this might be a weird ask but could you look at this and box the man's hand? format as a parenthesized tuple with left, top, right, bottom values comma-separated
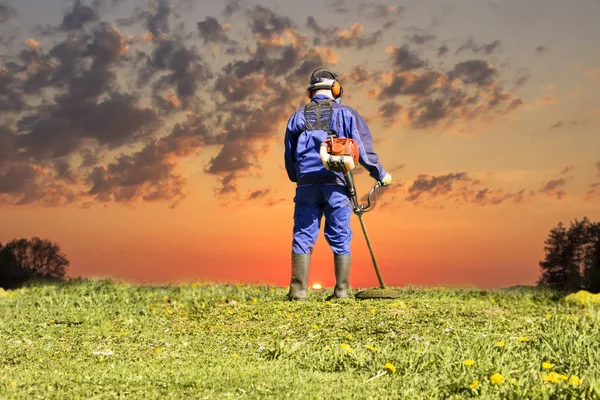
(381, 173, 392, 186)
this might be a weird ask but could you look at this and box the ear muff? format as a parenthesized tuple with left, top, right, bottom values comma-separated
(307, 68, 343, 99)
(331, 80, 342, 99)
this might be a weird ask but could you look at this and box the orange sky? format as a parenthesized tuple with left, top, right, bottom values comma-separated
(1, 0, 600, 289)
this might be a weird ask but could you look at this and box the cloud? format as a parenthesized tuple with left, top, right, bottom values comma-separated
(0, 1, 533, 208)
(386, 45, 427, 71)
(550, 120, 585, 130)
(437, 45, 449, 56)
(535, 45, 550, 56)
(456, 39, 501, 55)
(407, 33, 436, 45)
(137, 38, 212, 108)
(539, 178, 567, 199)
(246, 187, 271, 200)
(197, 17, 236, 45)
(586, 161, 600, 200)
(306, 18, 383, 49)
(406, 172, 471, 201)
(448, 60, 497, 87)
(0, 1, 16, 23)
(61, 0, 99, 31)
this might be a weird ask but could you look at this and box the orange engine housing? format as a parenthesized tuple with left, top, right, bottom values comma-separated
(324, 138, 359, 164)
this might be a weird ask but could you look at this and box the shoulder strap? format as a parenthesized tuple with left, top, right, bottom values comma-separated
(303, 99, 335, 138)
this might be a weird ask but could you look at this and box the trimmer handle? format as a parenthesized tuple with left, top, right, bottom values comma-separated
(344, 172, 381, 215)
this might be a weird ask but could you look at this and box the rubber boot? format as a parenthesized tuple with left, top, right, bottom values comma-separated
(328, 254, 351, 300)
(287, 253, 311, 300)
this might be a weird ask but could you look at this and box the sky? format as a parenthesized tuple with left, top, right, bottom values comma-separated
(0, 0, 599, 289)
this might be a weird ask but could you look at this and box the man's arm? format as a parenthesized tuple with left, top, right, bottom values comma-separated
(347, 109, 387, 181)
(284, 113, 299, 182)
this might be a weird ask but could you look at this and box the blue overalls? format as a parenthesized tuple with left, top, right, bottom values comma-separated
(284, 94, 387, 256)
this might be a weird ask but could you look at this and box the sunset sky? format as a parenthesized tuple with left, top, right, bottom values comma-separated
(1, 0, 599, 289)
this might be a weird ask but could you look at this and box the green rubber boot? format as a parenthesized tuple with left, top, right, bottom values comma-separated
(287, 253, 311, 300)
(328, 254, 351, 300)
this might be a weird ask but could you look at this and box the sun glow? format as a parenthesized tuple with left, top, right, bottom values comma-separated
(312, 283, 322, 290)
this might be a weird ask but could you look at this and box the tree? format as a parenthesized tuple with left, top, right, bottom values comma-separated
(0, 237, 69, 289)
(538, 218, 600, 293)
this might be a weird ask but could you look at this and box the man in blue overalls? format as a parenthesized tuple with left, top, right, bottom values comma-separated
(284, 67, 392, 300)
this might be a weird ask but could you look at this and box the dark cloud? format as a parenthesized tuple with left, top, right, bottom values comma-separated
(138, 39, 212, 107)
(197, 17, 233, 45)
(535, 45, 550, 56)
(539, 178, 567, 199)
(379, 71, 442, 99)
(247, 187, 271, 200)
(147, 0, 170, 37)
(0, 66, 27, 113)
(406, 172, 471, 201)
(437, 44, 449, 56)
(341, 65, 373, 86)
(16, 92, 159, 160)
(408, 33, 436, 45)
(378, 101, 402, 126)
(550, 120, 586, 130)
(456, 39, 501, 55)
(223, 0, 242, 17)
(448, 59, 497, 87)
(61, 0, 99, 31)
(389, 45, 426, 71)
(0, 0, 16, 23)
(247, 5, 294, 41)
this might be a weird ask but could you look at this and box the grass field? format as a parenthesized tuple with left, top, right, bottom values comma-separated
(1, 280, 599, 399)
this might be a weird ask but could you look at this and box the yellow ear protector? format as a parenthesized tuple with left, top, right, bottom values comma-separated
(307, 68, 343, 100)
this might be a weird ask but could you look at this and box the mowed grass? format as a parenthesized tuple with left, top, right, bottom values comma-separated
(1, 280, 599, 399)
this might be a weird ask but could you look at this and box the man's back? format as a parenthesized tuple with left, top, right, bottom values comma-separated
(284, 94, 386, 187)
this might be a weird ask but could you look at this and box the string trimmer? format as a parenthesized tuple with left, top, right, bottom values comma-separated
(344, 171, 401, 299)
(320, 136, 401, 300)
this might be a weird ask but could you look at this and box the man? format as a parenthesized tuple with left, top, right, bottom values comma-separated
(284, 67, 392, 300)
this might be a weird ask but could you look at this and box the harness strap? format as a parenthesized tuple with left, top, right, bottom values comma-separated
(303, 99, 335, 138)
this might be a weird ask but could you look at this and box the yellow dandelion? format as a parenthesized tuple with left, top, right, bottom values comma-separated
(469, 379, 479, 390)
(495, 341, 505, 347)
(366, 345, 380, 352)
(545, 313, 552, 318)
(463, 359, 474, 366)
(518, 337, 528, 342)
(340, 343, 353, 353)
(155, 347, 161, 354)
(121, 331, 127, 336)
(490, 373, 505, 385)
(569, 375, 582, 386)
(542, 362, 553, 370)
(384, 362, 396, 374)
(98, 357, 104, 363)
(50, 319, 55, 324)
(10, 381, 16, 387)
(311, 324, 319, 330)
(252, 298, 258, 303)
(163, 296, 168, 301)
(233, 353, 239, 359)
(542, 371, 568, 384)
(370, 309, 376, 314)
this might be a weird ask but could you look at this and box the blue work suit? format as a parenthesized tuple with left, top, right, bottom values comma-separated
(284, 94, 387, 255)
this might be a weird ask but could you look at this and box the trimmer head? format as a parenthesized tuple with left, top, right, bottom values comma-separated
(354, 288, 402, 299)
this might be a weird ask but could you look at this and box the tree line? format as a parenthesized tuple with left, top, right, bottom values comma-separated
(1, 218, 599, 292)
